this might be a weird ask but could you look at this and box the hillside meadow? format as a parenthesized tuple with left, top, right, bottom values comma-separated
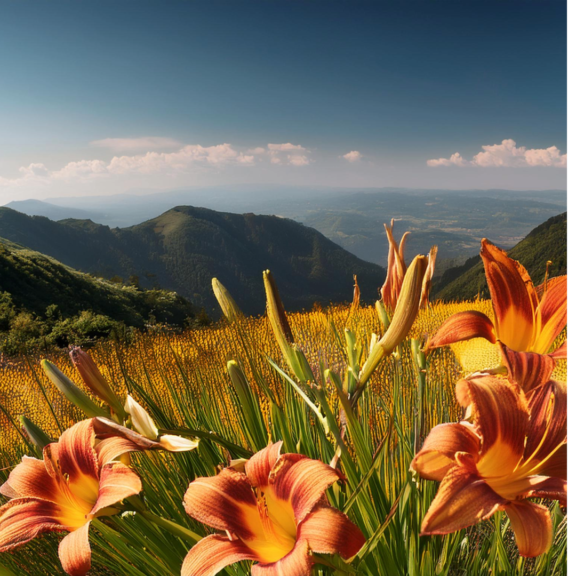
(0, 296, 567, 576)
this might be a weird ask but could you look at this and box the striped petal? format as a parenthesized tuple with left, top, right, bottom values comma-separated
(58, 521, 92, 576)
(252, 538, 312, 576)
(520, 476, 567, 505)
(95, 436, 143, 467)
(183, 469, 258, 540)
(299, 505, 365, 559)
(419, 245, 438, 309)
(505, 500, 552, 557)
(269, 454, 342, 523)
(181, 534, 258, 576)
(91, 462, 142, 516)
(51, 420, 99, 486)
(425, 311, 496, 352)
(550, 340, 567, 359)
(456, 376, 528, 476)
(0, 456, 59, 502)
(525, 380, 567, 472)
(411, 423, 480, 481)
(420, 467, 505, 535)
(245, 442, 283, 488)
(480, 239, 537, 351)
(532, 276, 567, 354)
(498, 343, 555, 393)
(0, 498, 66, 552)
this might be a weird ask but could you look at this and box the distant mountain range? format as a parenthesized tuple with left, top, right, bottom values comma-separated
(4, 187, 566, 272)
(0, 206, 385, 316)
(435, 212, 567, 301)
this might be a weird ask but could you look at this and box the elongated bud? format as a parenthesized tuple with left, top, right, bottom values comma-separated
(70, 347, 126, 417)
(20, 415, 52, 450)
(375, 300, 390, 330)
(358, 255, 428, 388)
(124, 395, 159, 440)
(159, 434, 199, 452)
(212, 278, 244, 322)
(42, 360, 109, 418)
(419, 245, 438, 309)
(263, 270, 306, 381)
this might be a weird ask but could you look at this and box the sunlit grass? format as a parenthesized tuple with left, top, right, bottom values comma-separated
(0, 299, 567, 575)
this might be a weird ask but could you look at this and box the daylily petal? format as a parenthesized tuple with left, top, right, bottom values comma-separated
(181, 534, 258, 576)
(498, 343, 555, 393)
(245, 442, 283, 488)
(92, 417, 165, 465)
(536, 444, 567, 481)
(252, 537, 311, 576)
(420, 467, 505, 535)
(51, 420, 99, 486)
(505, 500, 552, 558)
(0, 498, 66, 551)
(269, 454, 342, 523)
(299, 504, 365, 559)
(480, 239, 537, 351)
(58, 522, 92, 576)
(95, 436, 143, 467)
(455, 376, 528, 475)
(425, 311, 496, 352)
(419, 245, 438, 309)
(381, 220, 407, 310)
(532, 276, 567, 354)
(183, 469, 258, 540)
(91, 462, 142, 516)
(519, 476, 567, 505)
(411, 423, 480, 481)
(0, 456, 60, 502)
(525, 380, 567, 470)
(550, 340, 567, 359)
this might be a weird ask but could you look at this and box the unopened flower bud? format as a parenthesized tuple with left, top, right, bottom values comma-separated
(358, 255, 428, 387)
(42, 360, 109, 418)
(124, 395, 159, 440)
(159, 434, 199, 452)
(212, 278, 244, 323)
(70, 347, 126, 417)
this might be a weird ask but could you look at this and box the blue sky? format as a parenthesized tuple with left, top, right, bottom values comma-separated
(0, 0, 567, 201)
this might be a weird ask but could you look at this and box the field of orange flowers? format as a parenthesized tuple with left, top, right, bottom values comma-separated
(0, 234, 567, 576)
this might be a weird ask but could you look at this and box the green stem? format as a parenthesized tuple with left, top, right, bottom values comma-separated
(126, 496, 202, 544)
(311, 554, 358, 574)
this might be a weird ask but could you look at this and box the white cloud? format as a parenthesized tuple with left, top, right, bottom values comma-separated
(267, 143, 307, 152)
(287, 154, 309, 166)
(18, 163, 50, 178)
(266, 142, 310, 166)
(52, 159, 108, 180)
(0, 139, 312, 191)
(427, 139, 567, 168)
(342, 150, 362, 163)
(91, 137, 182, 151)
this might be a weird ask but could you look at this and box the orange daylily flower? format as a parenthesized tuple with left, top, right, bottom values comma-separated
(411, 375, 566, 557)
(181, 442, 365, 576)
(381, 219, 438, 310)
(0, 419, 142, 576)
(425, 239, 567, 384)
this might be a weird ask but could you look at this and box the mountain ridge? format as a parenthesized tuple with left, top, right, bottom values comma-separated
(435, 212, 567, 301)
(0, 205, 385, 316)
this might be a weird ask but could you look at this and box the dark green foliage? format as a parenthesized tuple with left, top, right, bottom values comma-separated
(436, 212, 567, 301)
(0, 206, 385, 316)
(0, 238, 200, 353)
